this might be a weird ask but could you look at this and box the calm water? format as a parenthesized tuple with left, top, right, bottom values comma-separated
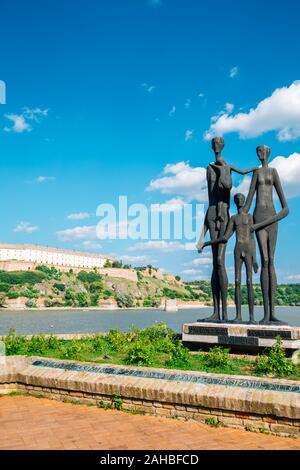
(0, 306, 299, 335)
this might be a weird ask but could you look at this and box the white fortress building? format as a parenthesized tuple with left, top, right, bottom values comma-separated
(0, 244, 113, 272)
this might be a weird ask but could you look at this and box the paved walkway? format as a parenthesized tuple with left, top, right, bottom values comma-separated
(0, 396, 299, 450)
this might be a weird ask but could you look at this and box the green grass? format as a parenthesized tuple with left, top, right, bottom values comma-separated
(2, 325, 300, 380)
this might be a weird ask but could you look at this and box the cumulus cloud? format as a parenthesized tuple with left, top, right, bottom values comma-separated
(4, 107, 49, 133)
(4, 114, 31, 133)
(67, 212, 91, 220)
(14, 221, 39, 234)
(205, 82, 300, 142)
(147, 161, 207, 202)
(148, 152, 300, 204)
(225, 102, 234, 114)
(56, 225, 97, 241)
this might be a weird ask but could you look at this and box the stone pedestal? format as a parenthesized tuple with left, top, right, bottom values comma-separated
(182, 322, 300, 355)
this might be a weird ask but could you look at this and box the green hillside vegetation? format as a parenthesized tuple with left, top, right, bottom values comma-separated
(0, 266, 299, 308)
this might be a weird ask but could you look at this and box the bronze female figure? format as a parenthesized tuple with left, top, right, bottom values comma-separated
(244, 145, 289, 324)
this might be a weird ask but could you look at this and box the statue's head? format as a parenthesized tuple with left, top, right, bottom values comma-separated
(256, 145, 271, 163)
(211, 136, 224, 158)
(234, 193, 245, 209)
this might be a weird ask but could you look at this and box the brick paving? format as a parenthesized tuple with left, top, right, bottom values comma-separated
(0, 396, 299, 450)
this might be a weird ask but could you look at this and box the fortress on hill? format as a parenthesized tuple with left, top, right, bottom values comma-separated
(0, 244, 113, 273)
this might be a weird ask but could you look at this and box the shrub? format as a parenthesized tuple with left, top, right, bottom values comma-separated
(27, 334, 50, 354)
(59, 340, 86, 360)
(53, 283, 65, 292)
(0, 270, 46, 285)
(25, 299, 37, 308)
(167, 341, 191, 367)
(143, 297, 161, 308)
(89, 281, 104, 294)
(115, 292, 134, 308)
(90, 334, 106, 353)
(90, 293, 100, 306)
(125, 340, 155, 366)
(0, 294, 6, 307)
(0, 282, 10, 292)
(106, 329, 129, 352)
(77, 271, 102, 284)
(255, 337, 295, 377)
(76, 292, 90, 307)
(4, 330, 27, 355)
(204, 347, 231, 369)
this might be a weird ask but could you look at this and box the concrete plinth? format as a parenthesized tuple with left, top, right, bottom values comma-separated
(182, 322, 300, 354)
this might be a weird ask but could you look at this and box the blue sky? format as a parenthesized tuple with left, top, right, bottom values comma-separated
(0, 0, 300, 283)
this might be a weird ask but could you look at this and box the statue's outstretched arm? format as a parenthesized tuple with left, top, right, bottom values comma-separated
(253, 169, 289, 231)
(201, 218, 234, 251)
(244, 170, 258, 213)
(230, 165, 258, 175)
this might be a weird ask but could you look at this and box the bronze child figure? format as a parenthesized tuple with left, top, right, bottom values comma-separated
(200, 193, 258, 324)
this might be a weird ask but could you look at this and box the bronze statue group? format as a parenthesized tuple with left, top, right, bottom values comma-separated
(197, 137, 289, 325)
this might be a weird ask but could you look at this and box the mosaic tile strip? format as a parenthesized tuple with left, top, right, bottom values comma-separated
(248, 330, 292, 339)
(188, 326, 229, 336)
(32, 360, 300, 394)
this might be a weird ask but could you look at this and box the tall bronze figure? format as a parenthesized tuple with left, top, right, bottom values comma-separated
(198, 137, 257, 322)
(244, 145, 289, 324)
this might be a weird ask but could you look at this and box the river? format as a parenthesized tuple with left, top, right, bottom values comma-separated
(0, 306, 299, 335)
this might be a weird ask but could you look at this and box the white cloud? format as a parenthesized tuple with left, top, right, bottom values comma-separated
(205, 82, 300, 142)
(151, 198, 186, 213)
(4, 107, 49, 133)
(141, 83, 156, 93)
(14, 221, 39, 234)
(128, 241, 186, 253)
(4, 114, 31, 133)
(36, 176, 56, 184)
(229, 66, 239, 78)
(23, 107, 49, 121)
(286, 274, 300, 281)
(181, 269, 202, 276)
(225, 102, 234, 114)
(198, 92, 205, 98)
(185, 130, 194, 141)
(67, 212, 91, 220)
(147, 161, 207, 202)
(56, 225, 97, 241)
(120, 255, 153, 265)
(185, 257, 212, 267)
(81, 240, 102, 250)
(169, 106, 176, 117)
